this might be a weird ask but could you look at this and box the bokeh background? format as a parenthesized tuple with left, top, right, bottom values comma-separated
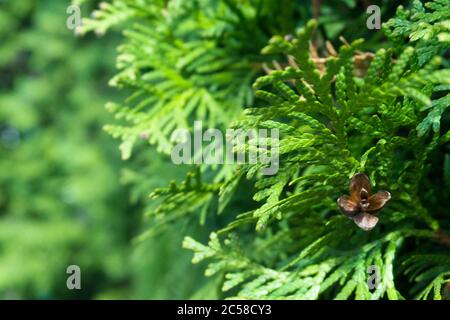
(0, 0, 420, 299)
(0, 0, 213, 299)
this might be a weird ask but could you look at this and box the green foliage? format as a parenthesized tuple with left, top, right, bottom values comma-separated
(180, 4, 450, 299)
(384, 0, 450, 65)
(137, 168, 220, 240)
(78, 0, 386, 158)
(75, 0, 450, 300)
(402, 253, 450, 299)
(182, 13, 450, 298)
(79, 0, 271, 157)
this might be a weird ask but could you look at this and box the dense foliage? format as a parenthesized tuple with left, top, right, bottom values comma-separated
(1, 0, 449, 299)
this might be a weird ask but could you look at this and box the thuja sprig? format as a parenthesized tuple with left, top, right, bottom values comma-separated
(184, 14, 450, 299)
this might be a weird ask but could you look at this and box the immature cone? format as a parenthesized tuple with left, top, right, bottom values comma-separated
(337, 173, 391, 231)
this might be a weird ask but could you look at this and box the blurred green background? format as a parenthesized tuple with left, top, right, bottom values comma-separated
(0, 0, 213, 299)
